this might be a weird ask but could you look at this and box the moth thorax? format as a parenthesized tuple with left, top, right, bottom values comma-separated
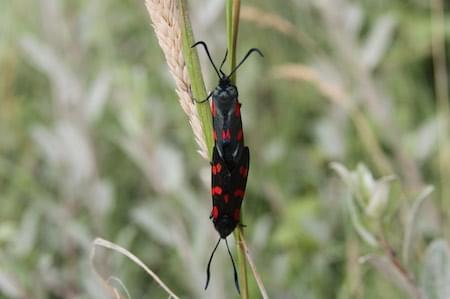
(215, 85, 238, 104)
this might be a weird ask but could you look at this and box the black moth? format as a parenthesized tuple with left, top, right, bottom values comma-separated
(192, 41, 263, 293)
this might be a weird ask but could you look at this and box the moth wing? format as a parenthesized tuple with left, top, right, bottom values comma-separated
(230, 146, 249, 203)
(211, 146, 229, 215)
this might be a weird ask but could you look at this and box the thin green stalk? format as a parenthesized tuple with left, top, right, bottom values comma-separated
(431, 0, 450, 236)
(226, 0, 240, 82)
(179, 0, 214, 158)
(349, 108, 394, 176)
(227, 0, 249, 298)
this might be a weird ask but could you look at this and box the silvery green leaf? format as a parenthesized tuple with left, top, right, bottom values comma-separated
(131, 203, 174, 247)
(357, 163, 376, 202)
(347, 196, 378, 247)
(360, 255, 420, 298)
(406, 118, 439, 162)
(343, 3, 364, 37)
(84, 72, 111, 124)
(365, 175, 395, 219)
(153, 143, 184, 194)
(12, 207, 40, 257)
(402, 186, 434, 263)
(361, 15, 396, 70)
(315, 113, 346, 159)
(421, 239, 450, 299)
(330, 162, 354, 190)
(20, 35, 82, 107)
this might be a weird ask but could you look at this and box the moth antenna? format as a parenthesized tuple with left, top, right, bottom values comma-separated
(227, 48, 264, 80)
(192, 41, 221, 79)
(218, 49, 228, 76)
(225, 238, 240, 294)
(205, 237, 221, 290)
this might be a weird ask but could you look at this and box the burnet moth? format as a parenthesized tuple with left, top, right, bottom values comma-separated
(192, 41, 262, 293)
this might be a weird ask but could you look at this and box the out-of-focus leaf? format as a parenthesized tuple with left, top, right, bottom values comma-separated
(84, 72, 111, 124)
(274, 197, 329, 250)
(261, 138, 287, 164)
(0, 223, 15, 243)
(89, 180, 114, 217)
(361, 15, 396, 70)
(330, 162, 354, 190)
(405, 118, 439, 162)
(315, 112, 346, 159)
(0, 272, 25, 299)
(365, 175, 395, 219)
(343, 3, 364, 37)
(332, 162, 378, 244)
(356, 163, 376, 203)
(421, 239, 450, 299)
(32, 121, 96, 186)
(347, 196, 378, 247)
(402, 186, 434, 263)
(332, 162, 394, 220)
(153, 143, 185, 193)
(131, 203, 175, 247)
(251, 215, 272, 251)
(66, 220, 93, 250)
(360, 255, 420, 299)
(120, 140, 185, 194)
(12, 207, 40, 257)
(20, 35, 82, 106)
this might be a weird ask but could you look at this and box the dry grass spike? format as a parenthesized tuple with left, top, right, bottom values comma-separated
(145, 0, 208, 159)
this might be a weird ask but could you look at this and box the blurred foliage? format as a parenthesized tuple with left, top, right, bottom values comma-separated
(1, 0, 450, 298)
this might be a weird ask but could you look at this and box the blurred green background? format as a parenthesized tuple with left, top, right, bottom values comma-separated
(1, 0, 450, 298)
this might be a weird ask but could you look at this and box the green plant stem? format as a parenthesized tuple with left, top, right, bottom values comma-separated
(227, 0, 249, 298)
(227, 0, 240, 82)
(431, 0, 450, 237)
(179, 0, 214, 158)
(349, 107, 393, 176)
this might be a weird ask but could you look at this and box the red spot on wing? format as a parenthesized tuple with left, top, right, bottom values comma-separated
(234, 189, 245, 198)
(234, 103, 241, 117)
(212, 186, 222, 195)
(233, 209, 240, 221)
(212, 163, 222, 175)
(212, 206, 219, 219)
(223, 194, 229, 203)
(239, 166, 248, 177)
(236, 129, 243, 142)
(222, 129, 231, 141)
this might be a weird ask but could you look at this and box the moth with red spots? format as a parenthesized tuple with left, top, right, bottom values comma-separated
(192, 41, 262, 293)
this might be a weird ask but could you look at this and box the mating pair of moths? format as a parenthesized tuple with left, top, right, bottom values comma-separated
(192, 41, 263, 293)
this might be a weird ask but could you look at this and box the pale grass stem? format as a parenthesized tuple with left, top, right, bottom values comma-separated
(240, 5, 317, 53)
(239, 236, 269, 299)
(90, 238, 181, 299)
(145, 0, 208, 159)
